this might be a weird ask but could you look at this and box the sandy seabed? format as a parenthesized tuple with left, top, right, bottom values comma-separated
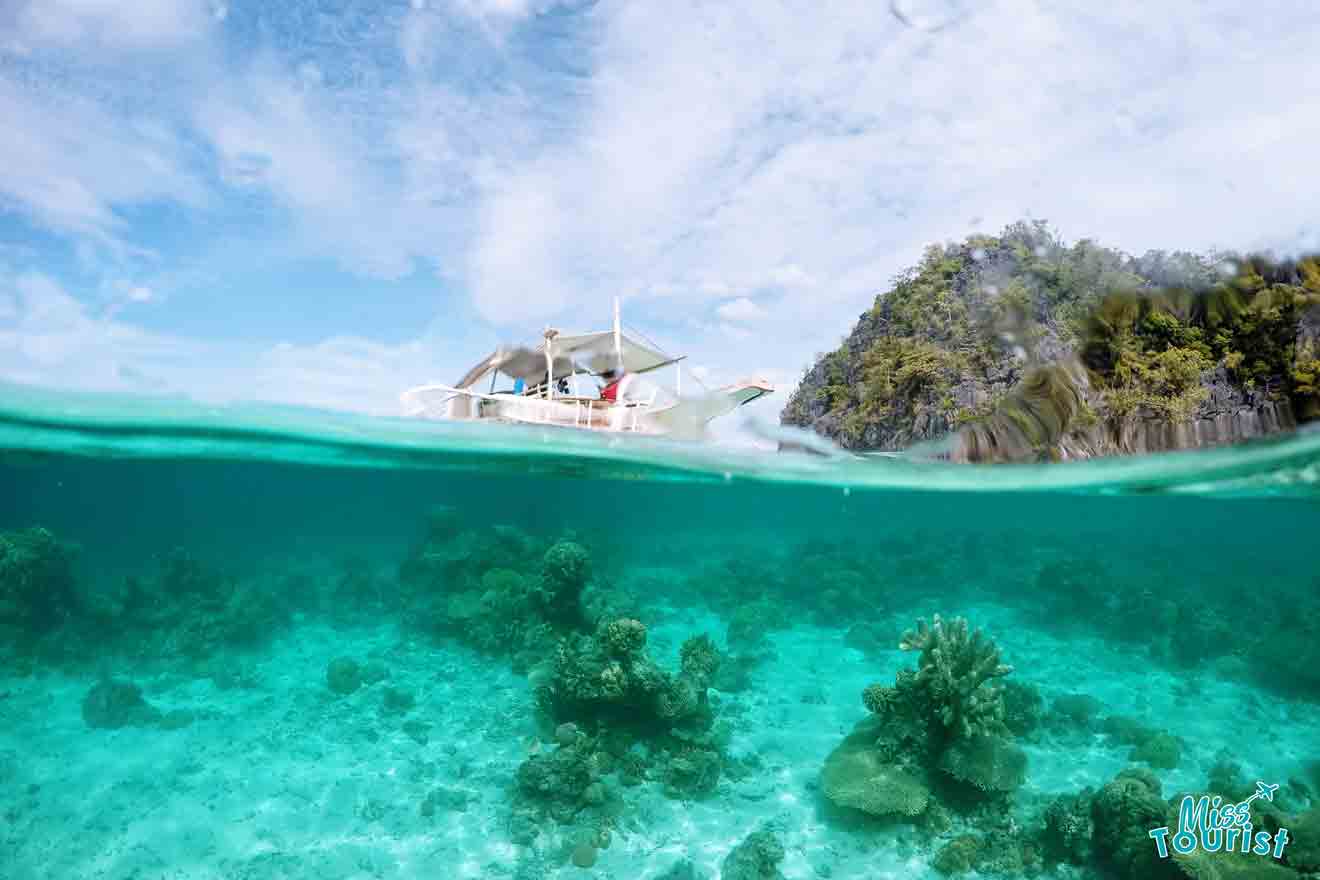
(1, 596, 1309, 880)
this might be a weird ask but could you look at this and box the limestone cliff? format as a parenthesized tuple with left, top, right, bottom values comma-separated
(781, 222, 1319, 461)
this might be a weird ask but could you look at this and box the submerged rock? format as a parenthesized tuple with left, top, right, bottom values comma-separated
(81, 679, 161, 729)
(325, 657, 362, 695)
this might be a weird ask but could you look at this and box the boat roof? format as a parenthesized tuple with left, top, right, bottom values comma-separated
(453, 329, 672, 388)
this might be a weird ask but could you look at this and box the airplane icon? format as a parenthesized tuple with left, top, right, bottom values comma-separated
(1239, 781, 1280, 809)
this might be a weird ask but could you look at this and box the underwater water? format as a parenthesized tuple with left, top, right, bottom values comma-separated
(2, 384, 1320, 880)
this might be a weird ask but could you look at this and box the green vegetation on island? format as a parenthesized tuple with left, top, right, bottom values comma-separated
(782, 221, 1320, 459)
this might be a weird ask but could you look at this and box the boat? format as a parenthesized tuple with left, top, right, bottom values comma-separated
(400, 300, 773, 436)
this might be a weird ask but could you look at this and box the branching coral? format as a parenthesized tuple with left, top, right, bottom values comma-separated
(826, 615, 1026, 829)
(898, 614, 1014, 741)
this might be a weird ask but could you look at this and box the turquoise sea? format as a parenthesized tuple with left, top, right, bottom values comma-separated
(2, 383, 1318, 880)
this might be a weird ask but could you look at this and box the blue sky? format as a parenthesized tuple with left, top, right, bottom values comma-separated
(2, 0, 1319, 416)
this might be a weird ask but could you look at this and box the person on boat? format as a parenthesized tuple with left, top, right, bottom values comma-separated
(599, 369, 634, 402)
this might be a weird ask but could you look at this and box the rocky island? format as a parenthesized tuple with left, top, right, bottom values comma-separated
(781, 221, 1320, 461)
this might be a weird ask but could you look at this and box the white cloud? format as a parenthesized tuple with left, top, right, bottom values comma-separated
(0, 272, 190, 389)
(0, 271, 478, 414)
(715, 297, 769, 323)
(461, 0, 1320, 378)
(5, 0, 212, 52)
(197, 71, 438, 280)
(0, 78, 208, 252)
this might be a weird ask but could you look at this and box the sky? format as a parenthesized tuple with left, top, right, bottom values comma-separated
(2, 0, 1320, 421)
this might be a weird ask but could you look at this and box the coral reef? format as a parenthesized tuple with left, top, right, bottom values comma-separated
(514, 734, 611, 824)
(80, 548, 294, 663)
(823, 615, 1026, 830)
(0, 527, 79, 635)
(1037, 764, 1315, 880)
(536, 619, 717, 734)
(1041, 790, 1095, 866)
(515, 617, 726, 845)
(932, 830, 1035, 877)
(1090, 768, 1173, 879)
(401, 524, 602, 671)
(720, 826, 786, 880)
(938, 734, 1028, 794)
(1131, 731, 1183, 770)
(898, 615, 1014, 742)
(819, 718, 931, 817)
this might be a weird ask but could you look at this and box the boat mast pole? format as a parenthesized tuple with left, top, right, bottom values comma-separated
(613, 296, 623, 374)
(544, 328, 557, 399)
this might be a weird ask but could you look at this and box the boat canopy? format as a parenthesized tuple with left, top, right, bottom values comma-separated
(452, 330, 672, 389)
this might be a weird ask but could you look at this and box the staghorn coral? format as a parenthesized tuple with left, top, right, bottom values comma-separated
(898, 614, 1014, 741)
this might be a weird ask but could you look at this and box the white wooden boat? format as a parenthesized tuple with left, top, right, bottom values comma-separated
(400, 301, 772, 436)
